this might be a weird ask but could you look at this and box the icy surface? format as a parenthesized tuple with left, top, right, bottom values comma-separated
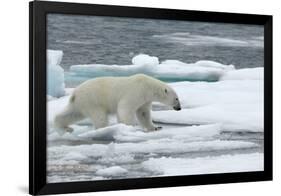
(79, 123, 222, 142)
(47, 58, 263, 183)
(47, 123, 262, 183)
(47, 50, 65, 97)
(153, 104, 262, 132)
(153, 78, 263, 132)
(96, 166, 128, 177)
(47, 95, 70, 125)
(48, 125, 258, 157)
(220, 67, 263, 81)
(143, 153, 263, 176)
(47, 50, 63, 66)
(132, 54, 159, 66)
(68, 55, 235, 83)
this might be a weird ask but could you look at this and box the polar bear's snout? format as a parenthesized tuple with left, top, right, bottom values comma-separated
(173, 98, 181, 111)
(173, 105, 181, 111)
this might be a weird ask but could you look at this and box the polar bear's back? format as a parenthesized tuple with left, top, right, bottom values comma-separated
(71, 77, 122, 112)
(70, 74, 166, 114)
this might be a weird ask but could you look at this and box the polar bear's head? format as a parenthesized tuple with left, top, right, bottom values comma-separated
(156, 86, 181, 111)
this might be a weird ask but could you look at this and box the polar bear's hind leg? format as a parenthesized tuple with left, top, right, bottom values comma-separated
(88, 109, 109, 129)
(54, 104, 85, 134)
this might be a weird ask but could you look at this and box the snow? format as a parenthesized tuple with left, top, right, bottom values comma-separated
(96, 166, 128, 177)
(47, 50, 65, 97)
(48, 123, 258, 158)
(47, 95, 70, 125)
(47, 52, 263, 182)
(47, 49, 63, 66)
(47, 121, 261, 182)
(152, 79, 263, 132)
(168, 80, 263, 108)
(132, 54, 159, 66)
(48, 175, 106, 183)
(143, 153, 263, 176)
(61, 152, 88, 161)
(79, 123, 222, 142)
(97, 152, 135, 165)
(153, 103, 263, 132)
(220, 67, 263, 80)
(154, 60, 234, 81)
(69, 54, 234, 82)
(47, 95, 56, 101)
(108, 139, 257, 155)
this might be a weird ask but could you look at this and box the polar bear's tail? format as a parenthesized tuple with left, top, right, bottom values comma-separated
(69, 94, 75, 103)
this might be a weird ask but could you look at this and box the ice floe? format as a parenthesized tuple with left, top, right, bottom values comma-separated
(47, 50, 264, 182)
(79, 123, 222, 142)
(153, 79, 263, 132)
(48, 124, 258, 158)
(220, 67, 263, 81)
(153, 104, 263, 132)
(47, 95, 71, 125)
(68, 54, 235, 82)
(47, 122, 260, 182)
(143, 153, 263, 176)
(47, 50, 65, 97)
(96, 166, 128, 177)
(48, 73, 263, 133)
(132, 54, 159, 66)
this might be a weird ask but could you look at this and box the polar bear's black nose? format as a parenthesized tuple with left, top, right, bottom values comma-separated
(173, 106, 181, 111)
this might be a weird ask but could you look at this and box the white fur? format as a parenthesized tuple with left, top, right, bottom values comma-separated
(54, 74, 181, 133)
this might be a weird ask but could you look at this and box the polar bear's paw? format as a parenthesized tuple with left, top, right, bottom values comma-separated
(55, 127, 74, 136)
(65, 127, 74, 133)
(154, 126, 162, 131)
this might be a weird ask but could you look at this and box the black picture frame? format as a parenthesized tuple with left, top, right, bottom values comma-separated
(29, 1, 273, 195)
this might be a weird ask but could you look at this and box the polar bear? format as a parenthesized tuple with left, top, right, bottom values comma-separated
(54, 74, 181, 133)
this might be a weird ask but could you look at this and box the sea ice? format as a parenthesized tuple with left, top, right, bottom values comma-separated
(132, 54, 159, 66)
(48, 131, 258, 160)
(143, 153, 263, 176)
(152, 79, 263, 132)
(220, 67, 263, 81)
(47, 50, 65, 97)
(47, 95, 70, 125)
(47, 78, 263, 133)
(69, 54, 234, 82)
(153, 103, 263, 132)
(79, 123, 222, 142)
(47, 54, 264, 182)
(47, 50, 63, 66)
(168, 80, 263, 108)
(96, 166, 128, 177)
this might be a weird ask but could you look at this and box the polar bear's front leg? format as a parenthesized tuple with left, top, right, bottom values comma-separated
(117, 101, 136, 126)
(136, 103, 162, 131)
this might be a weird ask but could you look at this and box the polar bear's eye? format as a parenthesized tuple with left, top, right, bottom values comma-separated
(165, 89, 168, 93)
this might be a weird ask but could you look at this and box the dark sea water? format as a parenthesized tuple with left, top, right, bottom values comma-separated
(47, 14, 264, 70)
